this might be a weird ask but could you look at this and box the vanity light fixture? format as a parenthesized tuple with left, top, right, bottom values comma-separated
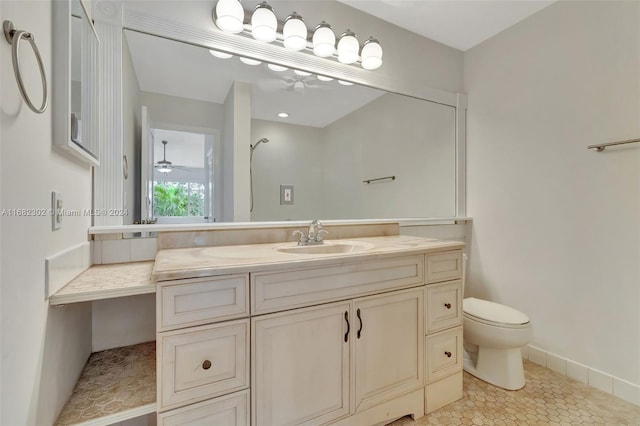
(239, 56, 262, 65)
(312, 22, 336, 57)
(214, 0, 245, 33)
(267, 63, 288, 72)
(278, 112, 289, 118)
(361, 37, 383, 70)
(251, 2, 277, 42)
(337, 30, 359, 64)
(283, 12, 307, 51)
(209, 49, 233, 59)
(212, 1, 383, 70)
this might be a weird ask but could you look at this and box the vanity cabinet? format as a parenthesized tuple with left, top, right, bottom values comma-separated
(156, 275, 251, 423)
(424, 251, 464, 414)
(252, 288, 424, 425)
(154, 239, 465, 425)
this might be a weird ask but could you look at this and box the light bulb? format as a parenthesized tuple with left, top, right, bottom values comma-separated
(317, 75, 334, 82)
(209, 49, 233, 59)
(337, 30, 359, 64)
(214, 0, 245, 34)
(283, 12, 307, 51)
(338, 80, 354, 86)
(361, 37, 383, 70)
(312, 22, 335, 57)
(294, 69, 312, 77)
(278, 112, 289, 118)
(251, 2, 277, 42)
(267, 64, 288, 72)
(239, 57, 262, 65)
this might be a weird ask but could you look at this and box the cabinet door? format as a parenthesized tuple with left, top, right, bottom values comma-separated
(353, 288, 424, 413)
(252, 302, 351, 426)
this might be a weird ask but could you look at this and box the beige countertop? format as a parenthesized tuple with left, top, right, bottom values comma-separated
(153, 235, 464, 281)
(50, 261, 155, 305)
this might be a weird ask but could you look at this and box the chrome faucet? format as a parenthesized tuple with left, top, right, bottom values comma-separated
(293, 219, 329, 246)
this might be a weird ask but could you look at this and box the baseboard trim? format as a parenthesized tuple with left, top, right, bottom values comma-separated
(522, 345, 640, 406)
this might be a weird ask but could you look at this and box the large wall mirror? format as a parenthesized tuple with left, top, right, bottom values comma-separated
(88, 4, 465, 228)
(120, 29, 457, 225)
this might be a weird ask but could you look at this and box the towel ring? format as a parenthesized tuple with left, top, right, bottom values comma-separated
(3, 20, 48, 114)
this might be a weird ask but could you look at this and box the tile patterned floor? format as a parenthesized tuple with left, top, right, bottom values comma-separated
(55, 342, 156, 425)
(390, 360, 640, 425)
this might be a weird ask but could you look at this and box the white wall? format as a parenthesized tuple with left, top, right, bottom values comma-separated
(323, 93, 456, 219)
(140, 91, 223, 132)
(222, 82, 251, 222)
(465, 0, 640, 384)
(250, 119, 325, 221)
(123, 36, 141, 224)
(0, 1, 93, 424)
(122, 0, 464, 95)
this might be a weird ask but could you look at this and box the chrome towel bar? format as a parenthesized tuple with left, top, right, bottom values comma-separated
(363, 176, 395, 184)
(3, 20, 48, 114)
(588, 138, 640, 152)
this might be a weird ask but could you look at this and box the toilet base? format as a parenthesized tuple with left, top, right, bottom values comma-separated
(463, 347, 525, 391)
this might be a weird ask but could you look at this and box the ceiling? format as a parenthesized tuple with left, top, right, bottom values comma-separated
(125, 30, 385, 128)
(337, 0, 555, 51)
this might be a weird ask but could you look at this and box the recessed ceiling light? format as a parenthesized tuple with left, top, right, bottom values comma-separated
(294, 69, 312, 76)
(267, 64, 288, 72)
(338, 80, 354, 86)
(278, 112, 290, 118)
(317, 75, 334, 82)
(239, 57, 262, 65)
(209, 49, 233, 59)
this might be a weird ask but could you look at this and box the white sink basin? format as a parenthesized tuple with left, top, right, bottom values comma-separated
(276, 240, 375, 255)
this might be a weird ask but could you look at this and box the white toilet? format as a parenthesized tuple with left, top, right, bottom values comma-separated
(461, 255, 533, 390)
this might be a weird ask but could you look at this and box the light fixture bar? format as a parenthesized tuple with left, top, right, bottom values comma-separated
(212, 1, 382, 70)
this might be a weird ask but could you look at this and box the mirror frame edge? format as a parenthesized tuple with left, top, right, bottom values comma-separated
(52, 0, 100, 167)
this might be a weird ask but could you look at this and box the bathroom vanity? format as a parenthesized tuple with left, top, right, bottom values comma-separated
(153, 233, 464, 425)
(51, 222, 467, 425)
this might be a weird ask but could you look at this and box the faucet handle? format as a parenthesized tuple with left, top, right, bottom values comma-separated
(293, 230, 308, 246)
(315, 229, 329, 242)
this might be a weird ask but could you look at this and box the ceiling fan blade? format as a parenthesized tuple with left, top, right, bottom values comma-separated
(257, 78, 291, 92)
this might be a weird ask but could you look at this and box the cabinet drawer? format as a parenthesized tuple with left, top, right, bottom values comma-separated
(426, 251, 462, 283)
(426, 326, 463, 383)
(158, 389, 250, 426)
(158, 319, 249, 412)
(252, 255, 424, 314)
(158, 274, 249, 331)
(425, 280, 462, 333)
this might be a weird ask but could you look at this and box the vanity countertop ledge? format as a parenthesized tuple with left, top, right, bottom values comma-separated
(50, 235, 464, 304)
(152, 235, 464, 281)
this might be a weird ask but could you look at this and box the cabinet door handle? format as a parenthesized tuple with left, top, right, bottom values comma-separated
(444, 303, 452, 309)
(444, 351, 452, 358)
(356, 308, 363, 339)
(202, 360, 212, 370)
(344, 311, 350, 343)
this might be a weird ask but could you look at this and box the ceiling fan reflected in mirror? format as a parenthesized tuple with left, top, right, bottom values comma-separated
(259, 73, 332, 93)
(155, 140, 192, 174)
(155, 141, 173, 173)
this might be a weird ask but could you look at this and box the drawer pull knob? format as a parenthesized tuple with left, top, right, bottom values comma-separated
(444, 303, 452, 309)
(444, 351, 452, 358)
(202, 360, 212, 370)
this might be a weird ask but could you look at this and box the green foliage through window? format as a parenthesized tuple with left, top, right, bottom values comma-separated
(154, 182, 205, 217)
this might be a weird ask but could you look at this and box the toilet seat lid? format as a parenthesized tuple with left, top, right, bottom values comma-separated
(463, 297, 530, 325)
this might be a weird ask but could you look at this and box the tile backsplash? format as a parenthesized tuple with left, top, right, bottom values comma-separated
(93, 238, 158, 264)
